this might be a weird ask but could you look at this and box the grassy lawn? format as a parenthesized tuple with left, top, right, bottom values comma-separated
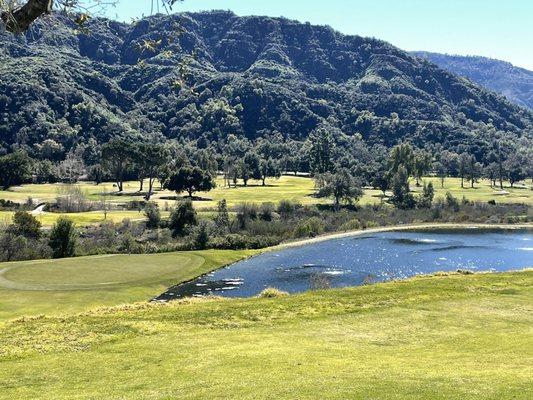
(0, 249, 257, 321)
(0, 176, 530, 227)
(0, 270, 531, 399)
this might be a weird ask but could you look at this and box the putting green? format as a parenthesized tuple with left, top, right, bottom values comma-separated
(0, 249, 257, 321)
(0, 253, 205, 291)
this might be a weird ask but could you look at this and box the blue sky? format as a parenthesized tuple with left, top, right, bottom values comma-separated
(103, 0, 533, 70)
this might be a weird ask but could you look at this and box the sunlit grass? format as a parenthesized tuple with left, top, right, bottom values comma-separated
(0, 175, 530, 227)
(0, 249, 257, 321)
(0, 270, 531, 399)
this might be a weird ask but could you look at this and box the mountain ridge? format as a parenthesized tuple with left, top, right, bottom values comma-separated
(0, 11, 531, 158)
(412, 51, 533, 110)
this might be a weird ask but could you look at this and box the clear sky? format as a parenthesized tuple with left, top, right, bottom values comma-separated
(103, 0, 533, 70)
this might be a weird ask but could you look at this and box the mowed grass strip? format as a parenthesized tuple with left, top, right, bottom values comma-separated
(0, 271, 531, 399)
(0, 176, 530, 227)
(0, 249, 257, 321)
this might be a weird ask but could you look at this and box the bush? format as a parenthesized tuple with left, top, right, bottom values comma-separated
(193, 221, 211, 250)
(445, 192, 460, 212)
(277, 200, 300, 219)
(49, 217, 77, 258)
(11, 211, 42, 239)
(169, 200, 197, 237)
(340, 218, 362, 232)
(258, 288, 289, 298)
(144, 202, 161, 229)
(259, 202, 275, 221)
(293, 217, 325, 238)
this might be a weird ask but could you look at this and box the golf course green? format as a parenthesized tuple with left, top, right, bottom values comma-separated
(0, 250, 257, 321)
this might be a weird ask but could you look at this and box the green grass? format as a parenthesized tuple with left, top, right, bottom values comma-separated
(0, 176, 530, 227)
(0, 270, 531, 399)
(0, 249, 257, 321)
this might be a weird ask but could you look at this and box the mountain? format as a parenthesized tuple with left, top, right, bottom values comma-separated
(0, 11, 531, 158)
(412, 51, 533, 110)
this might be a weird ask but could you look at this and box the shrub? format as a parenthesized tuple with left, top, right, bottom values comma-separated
(193, 220, 211, 250)
(11, 211, 42, 239)
(144, 202, 161, 229)
(340, 218, 362, 232)
(235, 202, 258, 229)
(259, 202, 275, 221)
(258, 288, 289, 298)
(49, 217, 77, 258)
(293, 217, 325, 238)
(169, 200, 197, 237)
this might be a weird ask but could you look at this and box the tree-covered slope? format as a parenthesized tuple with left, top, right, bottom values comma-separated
(413, 51, 533, 110)
(0, 11, 531, 155)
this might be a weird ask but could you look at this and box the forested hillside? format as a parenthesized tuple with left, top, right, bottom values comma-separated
(413, 51, 533, 110)
(0, 11, 531, 167)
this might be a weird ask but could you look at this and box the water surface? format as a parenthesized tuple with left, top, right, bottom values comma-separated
(156, 228, 532, 301)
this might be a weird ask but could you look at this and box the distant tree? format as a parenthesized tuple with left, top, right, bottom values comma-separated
(413, 150, 432, 186)
(418, 182, 435, 208)
(214, 199, 230, 233)
(101, 139, 133, 192)
(390, 166, 415, 209)
(49, 217, 77, 258)
(0, 231, 27, 262)
(372, 171, 389, 203)
(505, 154, 527, 187)
(309, 127, 335, 175)
(144, 202, 161, 229)
(193, 220, 210, 250)
(458, 153, 471, 189)
(434, 161, 447, 188)
(259, 159, 281, 186)
(57, 152, 85, 183)
(389, 143, 415, 176)
(485, 162, 499, 188)
(241, 152, 261, 186)
(133, 142, 171, 200)
(316, 168, 363, 211)
(466, 156, 482, 188)
(169, 200, 197, 237)
(0, 151, 33, 189)
(165, 166, 215, 198)
(10, 211, 41, 239)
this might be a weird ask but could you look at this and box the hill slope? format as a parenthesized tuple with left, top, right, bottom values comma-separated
(0, 11, 531, 156)
(413, 51, 533, 110)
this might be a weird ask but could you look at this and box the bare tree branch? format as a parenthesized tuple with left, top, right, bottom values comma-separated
(1, 0, 53, 33)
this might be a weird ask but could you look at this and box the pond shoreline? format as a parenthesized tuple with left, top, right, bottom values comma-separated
(272, 222, 533, 252)
(154, 223, 532, 301)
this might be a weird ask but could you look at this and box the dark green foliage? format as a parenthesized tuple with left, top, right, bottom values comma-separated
(144, 202, 161, 229)
(101, 139, 134, 192)
(214, 199, 230, 233)
(193, 221, 210, 250)
(49, 217, 77, 258)
(309, 127, 335, 175)
(165, 166, 215, 197)
(11, 211, 42, 239)
(316, 169, 364, 210)
(1, 12, 530, 162)
(169, 200, 197, 237)
(390, 166, 416, 209)
(418, 182, 435, 208)
(0, 151, 33, 189)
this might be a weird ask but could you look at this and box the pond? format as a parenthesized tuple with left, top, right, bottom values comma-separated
(155, 228, 532, 301)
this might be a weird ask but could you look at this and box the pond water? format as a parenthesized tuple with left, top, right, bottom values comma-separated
(155, 228, 532, 301)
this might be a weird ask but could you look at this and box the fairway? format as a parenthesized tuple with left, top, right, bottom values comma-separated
(0, 176, 531, 227)
(0, 271, 531, 399)
(0, 250, 257, 321)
